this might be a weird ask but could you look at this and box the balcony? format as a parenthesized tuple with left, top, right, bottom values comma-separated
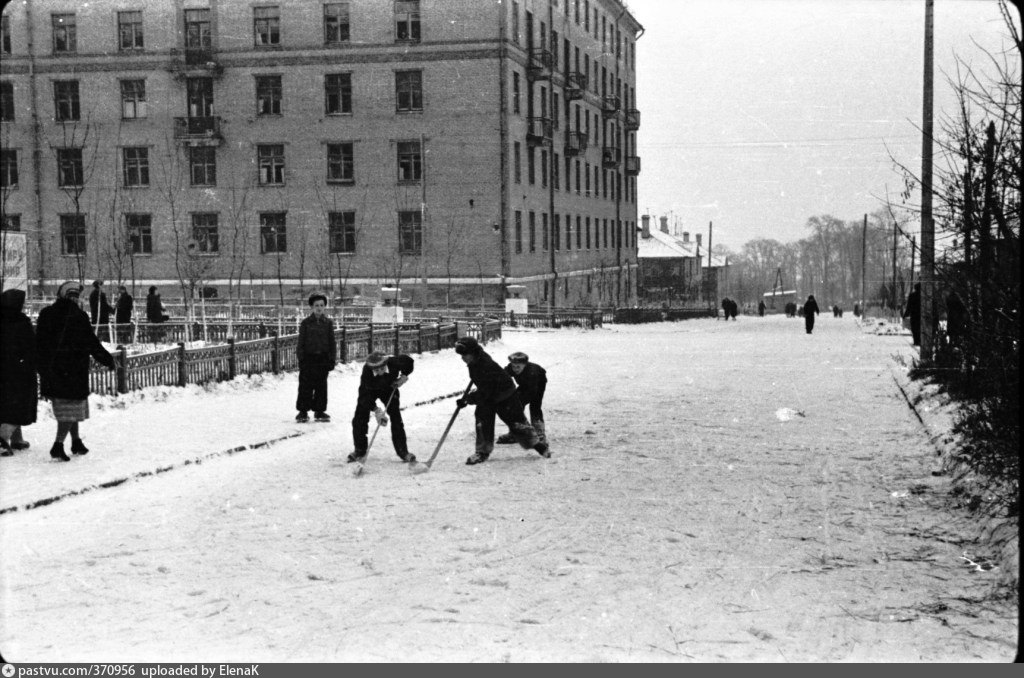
(170, 47, 223, 79)
(564, 71, 587, 101)
(527, 48, 553, 80)
(564, 131, 588, 156)
(601, 95, 620, 118)
(173, 116, 223, 145)
(526, 116, 552, 146)
(624, 108, 641, 131)
(601, 146, 620, 168)
(625, 155, 641, 176)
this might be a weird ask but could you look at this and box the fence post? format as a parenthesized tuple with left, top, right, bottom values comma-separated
(177, 342, 187, 387)
(227, 337, 236, 379)
(368, 323, 374, 353)
(340, 325, 348, 363)
(394, 325, 401, 354)
(115, 345, 128, 394)
(417, 322, 423, 354)
(271, 331, 280, 374)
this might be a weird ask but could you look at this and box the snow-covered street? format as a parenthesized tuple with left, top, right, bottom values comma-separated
(0, 315, 1016, 662)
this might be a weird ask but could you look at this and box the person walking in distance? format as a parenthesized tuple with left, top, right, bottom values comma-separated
(803, 294, 820, 334)
(903, 282, 922, 346)
(348, 352, 416, 464)
(35, 281, 117, 461)
(453, 336, 549, 466)
(114, 285, 134, 343)
(758, 300, 766, 317)
(497, 352, 548, 448)
(146, 286, 168, 323)
(0, 289, 38, 456)
(88, 280, 114, 327)
(294, 292, 336, 423)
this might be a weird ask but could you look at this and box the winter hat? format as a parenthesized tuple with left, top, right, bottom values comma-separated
(508, 352, 529, 364)
(93, 279, 103, 288)
(454, 336, 481, 355)
(149, 286, 157, 294)
(393, 354, 414, 375)
(57, 281, 83, 299)
(1, 288, 26, 311)
(365, 351, 389, 368)
(308, 291, 328, 307)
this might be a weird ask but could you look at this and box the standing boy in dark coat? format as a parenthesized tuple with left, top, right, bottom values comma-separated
(115, 285, 134, 324)
(497, 352, 548, 447)
(36, 281, 116, 461)
(1, 289, 37, 455)
(295, 292, 336, 423)
(903, 283, 922, 346)
(454, 336, 549, 465)
(803, 294, 820, 334)
(348, 351, 416, 463)
(89, 280, 114, 326)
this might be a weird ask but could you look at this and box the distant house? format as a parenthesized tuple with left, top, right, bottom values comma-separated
(636, 215, 727, 304)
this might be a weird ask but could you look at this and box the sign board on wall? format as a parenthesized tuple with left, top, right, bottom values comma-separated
(1, 231, 28, 292)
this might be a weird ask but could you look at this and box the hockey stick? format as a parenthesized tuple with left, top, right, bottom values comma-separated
(409, 380, 474, 475)
(352, 372, 402, 477)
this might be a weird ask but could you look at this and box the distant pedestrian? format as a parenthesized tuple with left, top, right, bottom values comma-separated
(146, 286, 168, 323)
(454, 336, 548, 465)
(758, 300, 766, 317)
(497, 352, 548, 447)
(347, 351, 416, 464)
(903, 283, 922, 346)
(294, 292, 336, 423)
(115, 285, 134, 343)
(35, 281, 117, 462)
(89, 280, 114, 326)
(945, 291, 968, 350)
(803, 294, 820, 334)
(1, 289, 37, 456)
(785, 301, 797, 318)
(728, 299, 738, 320)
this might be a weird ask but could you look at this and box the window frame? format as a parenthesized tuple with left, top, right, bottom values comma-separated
(324, 73, 352, 115)
(57, 147, 84, 187)
(253, 6, 281, 47)
(397, 209, 423, 255)
(514, 210, 522, 254)
(1, 81, 14, 122)
(395, 0, 421, 43)
(259, 212, 287, 253)
(122, 147, 150, 188)
(120, 79, 147, 119)
(0, 149, 18, 188)
(60, 214, 86, 255)
(53, 80, 80, 122)
(257, 144, 285, 185)
(185, 8, 212, 49)
(117, 10, 144, 51)
(324, 2, 351, 45)
(191, 213, 220, 254)
(52, 13, 76, 53)
(124, 213, 153, 254)
(189, 146, 217, 186)
(396, 140, 422, 184)
(326, 142, 355, 184)
(395, 70, 423, 113)
(328, 211, 356, 254)
(255, 75, 282, 116)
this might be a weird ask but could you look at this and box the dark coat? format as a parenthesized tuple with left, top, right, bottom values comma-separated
(803, 297, 820, 316)
(115, 292, 134, 324)
(1, 289, 38, 425)
(36, 297, 116, 400)
(146, 292, 166, 323)
(89, 288, 114, 325)
(296, 314, 336, 365)
(465, 349, 517, 406)
(357, 355, 414, 408)
(505, 361, 547, 407)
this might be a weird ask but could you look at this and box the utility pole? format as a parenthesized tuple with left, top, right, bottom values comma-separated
(861, 214, 867, 311)
(892, 219, 899, 312)
(707, 220, 713, 302)
(920, 0, 935, 359)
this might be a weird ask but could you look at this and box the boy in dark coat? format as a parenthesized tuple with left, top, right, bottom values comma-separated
(36, 281, 116, 461)
(497, 352, 548, 447)
(348, 351, 416, 463)
(903, 283, 922, 346)
(1, 289, 37, 455)
(146, 286, 168, 323)
(803, 294, 820, 334)
(89, 280, 114, 326)
(454, 336, 549, 465)
(294, 292, 336, 423)
(115, 285, 134, 324)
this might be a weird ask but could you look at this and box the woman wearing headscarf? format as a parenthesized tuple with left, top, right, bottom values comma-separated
(0, 289, 37, 455)
(803, 294, 820, 335)
(35, 281, 117, 461)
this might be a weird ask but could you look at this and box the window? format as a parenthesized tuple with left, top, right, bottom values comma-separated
(395, 1, 420, 42)
(541, 150, 547, 189)
(396, 141, 421, 183)
(512, 2, 519, 44)
(565, 213, 572, 250)
(324, 3, 350, 44)
(328, 211, 356, 253)
(1, 15, 10, 54)
(527, 148, 534, 185)
(0, 149, 17, 188)
(191, 213, 219, 253)
(189, 147, 216, 186)
(603, 218, 608, 248)
(0, 81, 12, 121)
(257, 144, 285, 185)
(513, 142, 521, 184)
(259, 213, 287, 253)
(528, 211, 536, 252)
(512, 72, 520, 115)
(395, 70, 422, 112)
(186, 78, 214, 118)
(398, 210, 422, 254)
(1, 215, 20, 231)
(553, 152, 560, 190)
(122, 147, 149, 187)
(552, 92, 559, 129)
(553, 214, 560, 251)
(60, 214, 86, 255)
(256, 76, 282, 115)
(326, 143, 354, 183)
(542, 213, 548, 251)
(585, 216, 591, 248)
(53, 80, 80, 121)
(325, 73, 352, 114)
(514, 210, 522, 254)
(52, 14, 76, 53)
(125, 213, 152, 254)
(185, 9, 211, 48)
(118, 11, 144, 51)
(576, 215, 582, 249)
(574, 159, 580, 194)
(57, 148, 83, 187)
(254, 6, 280, 46)
(120, 80, 146, 119)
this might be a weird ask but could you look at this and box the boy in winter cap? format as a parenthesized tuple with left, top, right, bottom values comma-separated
(453, 336, 549, 465)
(496, 351, 548, 447)
(348, 351, 416, 463)
(295, 292, 336, 422)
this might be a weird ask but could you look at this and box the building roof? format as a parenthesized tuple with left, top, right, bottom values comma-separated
(636, 226, 729, 267)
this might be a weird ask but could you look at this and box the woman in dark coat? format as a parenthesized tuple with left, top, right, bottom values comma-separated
(35, 281, 117, 461)
(803, 294, 820, 334)
(146, 286, 167, 323)
(0, 289, 37, 455)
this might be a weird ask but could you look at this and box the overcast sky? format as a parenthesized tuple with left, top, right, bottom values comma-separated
(629, 0, 1017, 251)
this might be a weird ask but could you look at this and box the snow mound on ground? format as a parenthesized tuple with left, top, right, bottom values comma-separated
(775, 407, 804, 421)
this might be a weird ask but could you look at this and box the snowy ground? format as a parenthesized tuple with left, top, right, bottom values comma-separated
(0, 315, 1017, 662)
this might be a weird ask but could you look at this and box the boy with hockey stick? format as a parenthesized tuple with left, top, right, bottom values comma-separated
(496, 352, 548, 447)
(348, 351, 416, 464)
(453, 337, 549, 465)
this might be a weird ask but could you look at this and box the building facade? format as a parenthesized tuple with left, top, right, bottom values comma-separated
(0, 0, 642, 308)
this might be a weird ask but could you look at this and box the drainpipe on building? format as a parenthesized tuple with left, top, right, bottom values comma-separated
(26, 0, 46, 294)
(497, 1, 511, 295)
(547, 0, 557, 312)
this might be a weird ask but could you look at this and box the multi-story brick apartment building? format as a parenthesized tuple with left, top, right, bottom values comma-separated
(0, 0, 642, 308)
